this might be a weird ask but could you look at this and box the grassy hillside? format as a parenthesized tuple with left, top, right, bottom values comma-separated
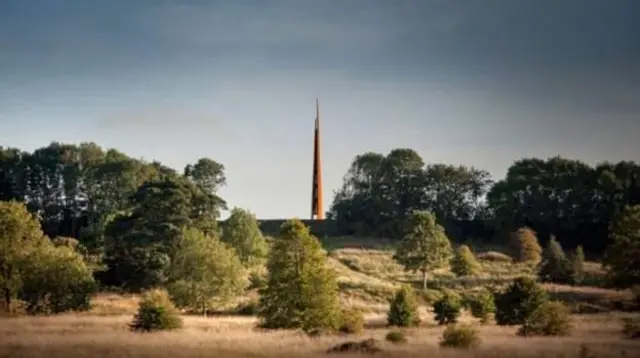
(2, 236, 638, 358)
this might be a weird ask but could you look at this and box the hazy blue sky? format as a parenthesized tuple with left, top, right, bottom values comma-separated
(1, 0, 639, 219)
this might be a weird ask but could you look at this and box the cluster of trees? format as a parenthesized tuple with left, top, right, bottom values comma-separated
(393, 209, 638, 289)
(329, 149, 640, 253)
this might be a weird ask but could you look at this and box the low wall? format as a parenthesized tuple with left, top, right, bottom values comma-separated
(258, 219, 340, 237)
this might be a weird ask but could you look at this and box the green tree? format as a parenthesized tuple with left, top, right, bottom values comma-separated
(538, 236, 571, 283)
(222, 208, 269, 266)
(494, 277, 548, 325)
(603, 205, 640, 288)
(0, 200, 47, 313)
(258, 219, 341, 333)
(20, 243, 97, 314)
(433, 292, 462, 325)
(464, 289, 496, 324)
(103, 176, 224, 290)
(387, 285, 421, 327)
(168, 227, 246, 315)
(394, 211, 453, 289)
(569, 246, 585, 285)
(450, 245, 481, 277)
(184, 158, 226, 194)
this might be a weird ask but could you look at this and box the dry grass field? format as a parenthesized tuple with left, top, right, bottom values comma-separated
(1, 309, 639, 358)
(1, 239, 638, 358)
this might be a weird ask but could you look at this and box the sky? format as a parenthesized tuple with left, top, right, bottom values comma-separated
(1, 0, 639, 219)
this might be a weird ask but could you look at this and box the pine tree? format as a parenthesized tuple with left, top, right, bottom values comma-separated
(569, 246, 585, 285)
(603, 205, 640, 288)
(450, 245, 481, 277)
(387, 285, 421, 327)
(538, 236, 571, 283)
(257, 219, 341, 333)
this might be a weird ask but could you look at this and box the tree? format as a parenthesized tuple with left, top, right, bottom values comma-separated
(450, 245, 481, 277)
(184, 158, 226, 194)
(538, 236, 571, 283)
(103, 176, 224, 290)
(222, 208, 269, 266)
(168, 227, 246, 315)
(569, 246, 585, 285)
(494, 277, 548, 326)
(258, 219, 341, 333)
(433, 292, 462, 325)
(0, 200, 47, 313)
(512, 227, 542, 264)
(20, 243, 97, 314)
(603, 205, 640, 288)
(387, 285, 421, 327)
(393, 211, 453, 289)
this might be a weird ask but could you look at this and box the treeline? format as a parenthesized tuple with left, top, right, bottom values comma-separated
(329, 148, 640, 253)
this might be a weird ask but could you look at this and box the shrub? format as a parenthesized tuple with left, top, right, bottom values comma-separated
(339, 308, 365, 334)
(465, 289, 496, 324)
(494, 277, 548, 325)
(569, 246, 585, 285)
(248, 268, 267, 290)
(538, 236, 572, 283)
(518, 301, 573, 336)
(622, 317, 640, 339)
(450, 245, 481, 277)
(512, 227, 542, 264)
(440, 324, 480, 349)
(130, 289, 183, 332)
(327, 338, 382, 354)
(385, 330, 408, 344)
(477, 251, 513, 263)
(387, 285, 421, 327)
(433, 292, 462, 325)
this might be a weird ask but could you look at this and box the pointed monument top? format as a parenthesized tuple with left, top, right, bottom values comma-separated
(315, 98, 320, 129)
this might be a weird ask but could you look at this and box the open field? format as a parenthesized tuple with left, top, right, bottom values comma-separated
(1, 311, 639, 358)
(1, 238, 638, 358)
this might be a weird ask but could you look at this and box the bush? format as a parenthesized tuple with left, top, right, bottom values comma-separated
(465, 289, 496, 324)
(518, 301, 573, 336)
(339, 308, 365, 334)
(512, 227, 542, 264)
(387, 285, 421, 327)
(248, 268, 267, 290)
(433, 292, 462, 325)
(440, 324, 480, 349)
(622, 317, 640, 339)
(385, 330, 408, 344)
(130, 289, 183, 332)
(450, 245, 481, 277)
(494, 277, 548, 325)
(538, 236, 572, 284)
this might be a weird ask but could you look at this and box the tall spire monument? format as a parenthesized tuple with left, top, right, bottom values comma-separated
(311, 98, 324, 220)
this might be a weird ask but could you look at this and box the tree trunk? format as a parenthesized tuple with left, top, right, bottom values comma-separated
(202, 302, 207, 317)
(422, 270, 428, 290)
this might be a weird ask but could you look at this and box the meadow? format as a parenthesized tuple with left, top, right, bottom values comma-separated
(1, 237, 638, 358)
